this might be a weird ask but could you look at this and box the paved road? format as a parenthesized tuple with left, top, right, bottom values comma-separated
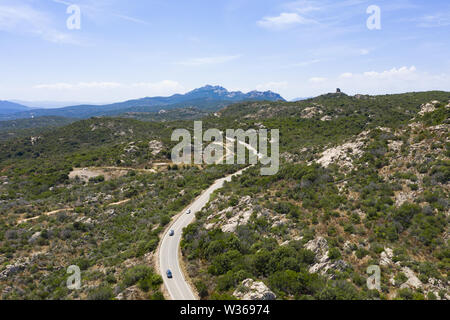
(158, 167, 249, 300)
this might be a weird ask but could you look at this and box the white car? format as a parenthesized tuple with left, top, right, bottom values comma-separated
(186, 209, 191, 215)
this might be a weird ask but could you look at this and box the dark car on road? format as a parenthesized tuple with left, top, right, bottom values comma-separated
(166, 270, 173, 278)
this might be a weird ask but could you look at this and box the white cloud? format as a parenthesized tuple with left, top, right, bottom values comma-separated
(0, 4, 76, 44)
(309, 77, 327, 83)
(302, 66, 450, 96)
(359, 49, 370, 55)
(176, 55, 241, 66)
(339, 72, 353, 78)
(257, 12, 315, 30)
(416, 14, 450, 28)
(363, 66, 417, 79)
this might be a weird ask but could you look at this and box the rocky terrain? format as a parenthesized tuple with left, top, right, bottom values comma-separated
(182, 93, 449, 300)
(1, 91, 449, 300)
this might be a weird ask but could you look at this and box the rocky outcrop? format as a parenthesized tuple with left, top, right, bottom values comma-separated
(205, 196, 255, 233)
(115, 286, 143, 300)
(28, 231, 42, 244)
(148, 140, 163, 156)
(30, 136, 42, 146)
(418, 101, 438, 116)
(233, 279, 276, 300)
(316, 131, 369, 169)
(0, 259, 29, 280)
(400, 267, 422, 290)
(305, 237, 348, 277)
(301, 106, 323, 119)
(424, 278, 450, 300)
(379, 248, 394, 266)
(124, 142, 138, 154)
(221, 208, 253, 233)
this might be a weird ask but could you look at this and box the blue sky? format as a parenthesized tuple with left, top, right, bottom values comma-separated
(0, 0, 449, 103)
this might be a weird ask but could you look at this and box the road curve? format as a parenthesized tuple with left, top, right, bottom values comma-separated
(158, 167, 249, 300)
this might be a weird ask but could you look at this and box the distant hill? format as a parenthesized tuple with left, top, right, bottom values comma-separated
(0, 101, 33, 115)
(118, 107, 209, 122)
(10, 100, 100, 109)
(1, 85, 285, 120)
(0, 116, 76, 140)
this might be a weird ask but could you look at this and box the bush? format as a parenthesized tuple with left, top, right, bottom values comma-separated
(328, 248, 341, 260)
(122, 265, 153, 287)
(138, 274, 162, 292)
(195, 280, 209, 299)
(355, 248, 368, 259)
(87, 285, 114, 300)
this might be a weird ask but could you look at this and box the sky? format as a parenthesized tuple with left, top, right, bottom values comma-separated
(0, 0, 449, 103)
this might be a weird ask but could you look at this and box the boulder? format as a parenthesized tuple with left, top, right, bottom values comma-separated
(380, 248, 394, 266)
(305, 237, 348, 277)
(233, 279, 276, 300)
(400, 267, 422, 290)
(28, 231, 42, 244)
(0, 260, 29, 280)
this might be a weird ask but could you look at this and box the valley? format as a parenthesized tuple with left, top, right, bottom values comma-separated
(0, 90, 448, 300)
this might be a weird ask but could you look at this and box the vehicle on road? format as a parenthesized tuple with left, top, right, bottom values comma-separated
(166, 270, 173, 278)
(169, 230, 174, 236)
(186, 209, 191, 214)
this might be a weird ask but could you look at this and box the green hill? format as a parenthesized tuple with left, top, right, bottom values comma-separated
(0, 90, 448, 301)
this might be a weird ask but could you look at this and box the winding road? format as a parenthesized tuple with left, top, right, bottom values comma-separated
(158, 167, 249, 300)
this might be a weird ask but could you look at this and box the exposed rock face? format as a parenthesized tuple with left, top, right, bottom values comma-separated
(395, 190, 419, 207)
(148, 140, 163, 156)
(425, 278, 450, 300)
(301, 106, 323, 119)
(418, 101, 438, 116)
(316, 131, 369, 169)
(281, 152, 296, 163)
(388, 140, 403, 152)
(204, 196, 255, 233)
(379, 248, 394, 266)
(221, 208, 253, 233)
(305, 237, 348, 277)
(0, 259, 29, 280)
(124, 142, 138, 154)
(30, 136, 42, 146)
(400, 267, 422, 290)
(115, 286, 143, 300)
(28, 231, 42, 244)
(233, 279, 276, 300)
(305, 236, 329, 255)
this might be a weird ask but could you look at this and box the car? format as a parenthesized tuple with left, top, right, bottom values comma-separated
(169, 230, 174, 236)
(166, 270, 173, 278)
(186, 209, 191, 214)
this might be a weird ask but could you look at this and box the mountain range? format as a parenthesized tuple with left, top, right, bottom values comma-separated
(0, 101, 34, 115)
(0, 85, 284, 120)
